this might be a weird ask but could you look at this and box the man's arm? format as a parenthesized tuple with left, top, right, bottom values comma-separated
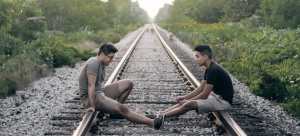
(191, 82, 213, 100)
(182, 80, 206, 100)
(87, 73, 97, 111)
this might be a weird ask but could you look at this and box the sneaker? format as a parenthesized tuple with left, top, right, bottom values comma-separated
(109, 113, 124, 119)
(153, 114, 165, 130)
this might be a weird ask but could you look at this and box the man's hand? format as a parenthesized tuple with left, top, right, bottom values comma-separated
(176, 96, 185, 103)
(86, 107, 95, 112)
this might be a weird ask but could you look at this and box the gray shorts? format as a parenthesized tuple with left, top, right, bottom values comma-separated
(196, 93, 231, 113)
(80, 93, 105, 109)
(80, 81, 122, 109)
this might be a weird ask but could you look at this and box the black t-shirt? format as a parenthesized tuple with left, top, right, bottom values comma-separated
(204, 62, 234, 104)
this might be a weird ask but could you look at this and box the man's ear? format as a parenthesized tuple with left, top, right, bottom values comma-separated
(98, 52, 104, 57)
(203, 54, 209, 60)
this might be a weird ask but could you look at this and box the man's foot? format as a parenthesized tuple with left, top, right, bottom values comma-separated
(109, 113, 124, 119)
(153, 114, 165, 130)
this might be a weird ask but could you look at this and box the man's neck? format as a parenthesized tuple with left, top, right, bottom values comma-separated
(204, 60, 212, 69)
(96, 55, 104, 64)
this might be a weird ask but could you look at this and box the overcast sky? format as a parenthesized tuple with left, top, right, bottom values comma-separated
(133, 0, 174, 18)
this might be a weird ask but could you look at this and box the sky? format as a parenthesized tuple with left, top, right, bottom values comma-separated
(132, 0, 174, 19)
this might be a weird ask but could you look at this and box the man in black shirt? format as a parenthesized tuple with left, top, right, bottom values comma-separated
(156, 45, 234, 124)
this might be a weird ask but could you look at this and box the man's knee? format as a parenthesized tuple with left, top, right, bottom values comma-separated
(121, 80, 133, 91)
(126, 80, 134, 90)
(117, 104, 129, 114)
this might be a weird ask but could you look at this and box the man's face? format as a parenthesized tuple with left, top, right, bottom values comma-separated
(103, 53, 115, 66)
(194, 51, 207, 66)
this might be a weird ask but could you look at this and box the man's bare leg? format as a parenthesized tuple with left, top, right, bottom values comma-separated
(116, 80, 133, 103)
(163, 100, 198, 118)
(161, 103, 181, 114)
(96, 94, 153, 127)
(103, 80, 133, 103)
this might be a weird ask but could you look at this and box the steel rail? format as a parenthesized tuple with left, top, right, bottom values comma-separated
(72, 27, 147, 136)
(152, 24, 247, 136)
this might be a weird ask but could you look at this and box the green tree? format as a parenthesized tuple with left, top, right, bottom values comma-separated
(223, 0, 260, 22)
(259, 0, 300, 28)
(39, 0, 148, 32)
(189, 0, 225, 23)
(167, 0, 196, 23)
(10, 0, 46, 41)
(39, 0, 107, 32)
(155, 4, 172, 23)
(0, 0, 15, 32)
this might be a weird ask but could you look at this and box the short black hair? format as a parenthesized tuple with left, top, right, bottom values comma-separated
(97, 43, 118, 56)
(194, 45, 213, 59)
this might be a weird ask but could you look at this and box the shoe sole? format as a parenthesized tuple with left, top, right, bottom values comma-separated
(154, 114, 165, 130)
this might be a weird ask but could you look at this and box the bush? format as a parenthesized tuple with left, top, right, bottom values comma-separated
(0, 78, 16, 97)
(0, 32, 24, 56)
(0, 33, 95, 97)
(96, 30, 121, 43)
(257, 73, 289, 102)
(29, 35, 79, 67)
(283, 99, 300, 118)
(259, 0, 300, 29)
(52, 46, 79, 67)
(65, 31, 97, 43)
(77, 50, 95, 61)
(0, 53, 44, 97)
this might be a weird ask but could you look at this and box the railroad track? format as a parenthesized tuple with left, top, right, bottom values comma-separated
(44, 24, 288, 136)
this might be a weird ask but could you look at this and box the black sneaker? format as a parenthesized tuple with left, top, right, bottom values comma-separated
(109, 113, 124, 119)
(153, 114, 165, 130)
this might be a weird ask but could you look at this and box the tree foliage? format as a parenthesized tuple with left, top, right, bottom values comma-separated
(223, 0, 260, 21)
(189, 0, 225, 23)
(259, 0, 300, 28)
(156, 0, 300, 29)
(156, 0, 258, 23)
(0, 0, 149, 97)
(39, 0, 148, 32)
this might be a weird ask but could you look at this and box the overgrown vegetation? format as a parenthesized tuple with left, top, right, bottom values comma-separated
(156, 0, 300, 118)
(0, 0, 149, 97)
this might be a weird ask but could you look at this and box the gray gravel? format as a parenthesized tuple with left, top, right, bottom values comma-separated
(0, 27, 144, 136)
(157, 25, 300, 135)
(0, 66, 79, 136)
